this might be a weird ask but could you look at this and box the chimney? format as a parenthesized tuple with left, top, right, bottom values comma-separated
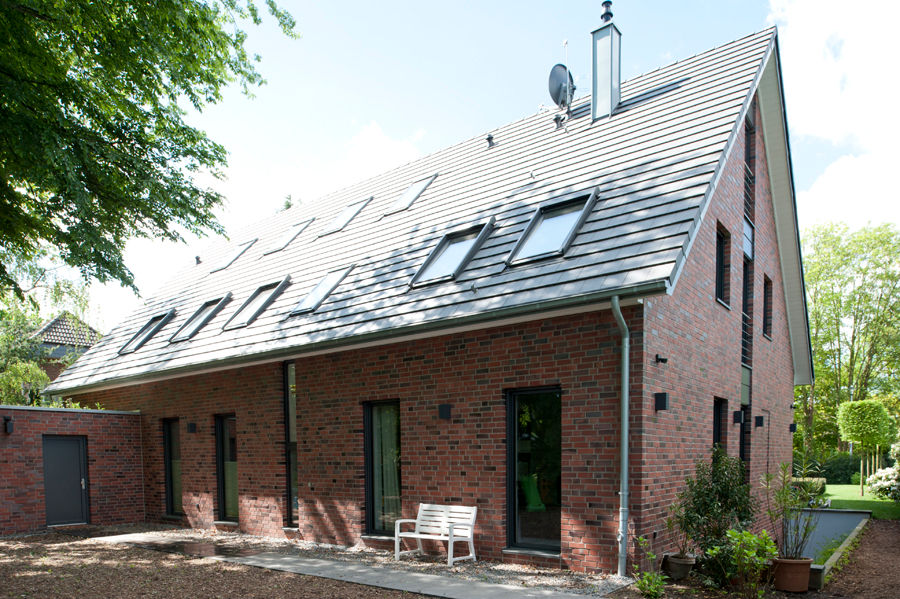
(591, 1, 621, 120)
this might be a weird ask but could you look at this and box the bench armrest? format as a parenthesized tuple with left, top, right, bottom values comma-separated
(394, 519, 418, 534)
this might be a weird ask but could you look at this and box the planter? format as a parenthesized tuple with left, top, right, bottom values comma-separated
(663, 554, 695, 581)
(773, 557, 813, 592)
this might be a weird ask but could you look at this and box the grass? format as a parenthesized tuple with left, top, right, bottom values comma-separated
(825, 484, 900, 519)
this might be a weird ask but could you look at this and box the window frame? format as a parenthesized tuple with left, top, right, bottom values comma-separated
(264, 219, 314, 255)
(319, 197, 372, 236)
(119, 309, 176, 355)
(715, 224, 731, 306)
(712, 398, 727, 449)
(210, 239, 257, 273)
(163, 418, 182, 516)
(384, 173, 438, 215)
(215, 413, 238, 522)
(762, 275, 773, 339)
(363, 399, 402, 536)
(506, 191, 598, 266)
(222, 276, 291, 330)
(169, 294, 232, 342)
(283, 361, 298, 527)
(289, 266, 354, 316)
(409, 217, 495, 287)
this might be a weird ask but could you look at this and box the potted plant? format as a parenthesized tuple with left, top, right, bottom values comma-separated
(763, 462, 825, 592)
(663, 497, 697, 580)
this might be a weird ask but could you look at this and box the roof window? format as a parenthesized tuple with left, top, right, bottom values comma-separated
(320, 197, 371, 236)
(210, 238, 256, 273)
(222, 276, 291, 330)
(264, 219, 314, 255)
(385, 174, 438, 215)
(119, 310, 176, 355)
(507, 192, 598, 265)
(411, 218, 495, 286)
(291, 266, 354, 315)
(169, 294, 232, 342)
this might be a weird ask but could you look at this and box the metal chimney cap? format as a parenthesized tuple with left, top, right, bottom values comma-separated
(601, 0, 613, 23)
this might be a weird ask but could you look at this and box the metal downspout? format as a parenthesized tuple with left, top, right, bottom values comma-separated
(611, 295, 630, 577)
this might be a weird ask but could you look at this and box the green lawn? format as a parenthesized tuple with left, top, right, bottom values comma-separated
(825, 484, 900, 519)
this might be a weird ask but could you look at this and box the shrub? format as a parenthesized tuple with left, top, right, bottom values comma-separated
(706, 529, 777, 598)
(791, 477, 826, 497)
(866, 467, 900, 501)
(822, 452, 861, 484)
(633, 536, 667, 599)
(851, 472, 861, 486)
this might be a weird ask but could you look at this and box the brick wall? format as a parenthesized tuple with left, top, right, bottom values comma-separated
(0, 406, 144, 535)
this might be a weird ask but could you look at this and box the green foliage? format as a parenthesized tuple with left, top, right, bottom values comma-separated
(0, 0, 297, 296)
(851, 472, 861, 485)
(632, 536, 667, 599)
(679, 447, 755, 555)
(763, 462, 824, 559)
(822, 452, 862, 484)
(0, 359, 50, 403)
(813, 533, 848, 565)
(825, 484, 900, 519)
(792, 477, 826, 497)
(706, 529, 777, 598)
(838, 400, 895, 448)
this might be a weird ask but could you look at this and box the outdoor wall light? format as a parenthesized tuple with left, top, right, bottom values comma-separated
(789, 423, 797, 433)
(654, 354, 668, 364)
(3, 416, 12, 434)
(438, 404, 452, 420)
(654, 392, 669, 411)
(733, 410, 744, 424)
(755, 415, 764, 428)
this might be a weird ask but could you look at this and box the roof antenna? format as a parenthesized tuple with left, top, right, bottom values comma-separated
(601, 0, 613, 22)
(195, 256, 201, 265)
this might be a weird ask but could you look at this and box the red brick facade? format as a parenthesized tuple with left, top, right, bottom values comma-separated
(37, 105, 795, 572)
(0, 406, 144, 534)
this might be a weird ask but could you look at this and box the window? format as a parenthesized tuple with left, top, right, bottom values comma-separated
(283, 362, 298, 526)
(712, 398, 727, 448)
(741, 258, 754, 366)
(320, 197, 371, 236)
(215, 414, 238, 521)
(210, 239, 256, 273)
(222, 276, 290, 330)
(170, 294, 231, 342)
(411, 218, 495, 286)
(119, 310, 175, 354)
(740, 367, 752, 466)
(364, 401, 401, 535)
(265, 219, 313, 254)
(163, 419, 182, 516)
(290, 266, 353, 315)
(763, 276, 773, 338)
(385, 174, 437, 214)
(715, 225, 731, 305)
(507, 193, 597, 264)
(507, 387, 561, 551)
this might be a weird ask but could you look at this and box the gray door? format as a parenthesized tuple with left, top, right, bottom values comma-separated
(43, 436, 89, 526)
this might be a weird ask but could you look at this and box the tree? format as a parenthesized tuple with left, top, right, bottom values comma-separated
(0, 0, 297, 296)
(796, 224, 900, 455)
(837, 400, 896, 495)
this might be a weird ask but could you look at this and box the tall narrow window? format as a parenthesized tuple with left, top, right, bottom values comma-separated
(507, 388, 561, 551)
(712, 398, 727, 448)
(763, 276, 773, 338)
(215, 414, 238, 521)
(715, 225, 731, 305)
(741, 258, 754, 366)
(163, 419, 182, 516)
(364, 401, 401, 535)
(283, 362, 298, 527)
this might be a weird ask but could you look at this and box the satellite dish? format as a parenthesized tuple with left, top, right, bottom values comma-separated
(548, 64, 575, 110)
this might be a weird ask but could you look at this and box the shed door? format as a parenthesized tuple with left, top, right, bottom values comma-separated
(43, 436, 89, 526)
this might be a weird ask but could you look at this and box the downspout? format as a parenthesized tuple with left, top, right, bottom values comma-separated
(611, 295, 630, 577)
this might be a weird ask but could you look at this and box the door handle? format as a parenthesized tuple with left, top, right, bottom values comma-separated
(81, 478, 85, 490)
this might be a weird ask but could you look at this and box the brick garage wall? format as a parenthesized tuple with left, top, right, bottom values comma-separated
(635, 100, 795, 552)
(80, 310, 642, 573)
(0, 406, 144, 535)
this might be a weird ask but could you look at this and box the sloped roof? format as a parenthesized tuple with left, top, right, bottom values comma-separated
(32, 312, 102, 348)
(49, 27, 809, 394)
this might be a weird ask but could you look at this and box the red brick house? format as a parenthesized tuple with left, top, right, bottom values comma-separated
(46, 24, 811, 574)
(31, 312, 102, 381)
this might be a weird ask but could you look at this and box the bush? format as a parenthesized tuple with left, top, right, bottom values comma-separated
(822, 452, 861, 484)
(866, 467, 900, 501)
(792, 477, 826, 497)
(851, 472, 861, 485)
(706, 529, 777, 598)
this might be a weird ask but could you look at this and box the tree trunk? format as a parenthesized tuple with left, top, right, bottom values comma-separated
(860, 455, 865, 496)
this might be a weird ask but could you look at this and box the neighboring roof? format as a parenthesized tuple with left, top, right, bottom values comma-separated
(48, 26, 811, 394)
(32, 312, 102, 348)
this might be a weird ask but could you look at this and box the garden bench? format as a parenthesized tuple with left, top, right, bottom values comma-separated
(394, 503, 477, 566)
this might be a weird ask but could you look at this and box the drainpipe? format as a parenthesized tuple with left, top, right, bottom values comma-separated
(611, 295, 630, 577)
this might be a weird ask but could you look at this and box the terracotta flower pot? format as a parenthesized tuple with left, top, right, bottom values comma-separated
(663, 554, 695, 581)
(773, 557, 812, 592)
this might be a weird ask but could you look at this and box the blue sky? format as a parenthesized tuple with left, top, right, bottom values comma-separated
(85, 0, 899, 330)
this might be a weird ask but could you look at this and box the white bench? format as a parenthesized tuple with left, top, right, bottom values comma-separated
(394, 503, 477, 566)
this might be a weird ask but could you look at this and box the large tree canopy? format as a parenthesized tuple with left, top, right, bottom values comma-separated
(0, 0, 296, 296)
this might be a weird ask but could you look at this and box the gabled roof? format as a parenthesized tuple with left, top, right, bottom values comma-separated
(48, 27, 811, 394)
(32, 312, 102, 348)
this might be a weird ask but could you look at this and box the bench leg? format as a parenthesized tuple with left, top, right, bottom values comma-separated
(395, 534, 400, 561)
(448, 535, 454, 567)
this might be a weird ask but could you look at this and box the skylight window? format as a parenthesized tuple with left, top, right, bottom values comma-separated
(411, 218, 495, 286)
(507, 192, 598, 264)
(119, 310, 175, 355)
(222, 276, 291, 330)
(264, 219, 313, 255)
(210, 239, 257, 273)
(385, 174, 438, 215)
(320, 197, 371, 236)
(291, 266, 354, 315)
(169, 294, 232, 342)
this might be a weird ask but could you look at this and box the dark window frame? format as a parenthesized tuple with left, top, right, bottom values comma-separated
(506, 191, 599, 266)
(363, 399, 402, 536)
(283, 361, 298, 527)
(119, 309, 176, 355)
(762, 275, 773, 339)
(410, 217, 495, 287)
(215, 413, 237, 522)
(163, 418, 182, 516)
(169, 294, 232, 342)
(712, 398, 727, 449)
(222, 276, 291, 330)
(715, 224, 731, 306)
